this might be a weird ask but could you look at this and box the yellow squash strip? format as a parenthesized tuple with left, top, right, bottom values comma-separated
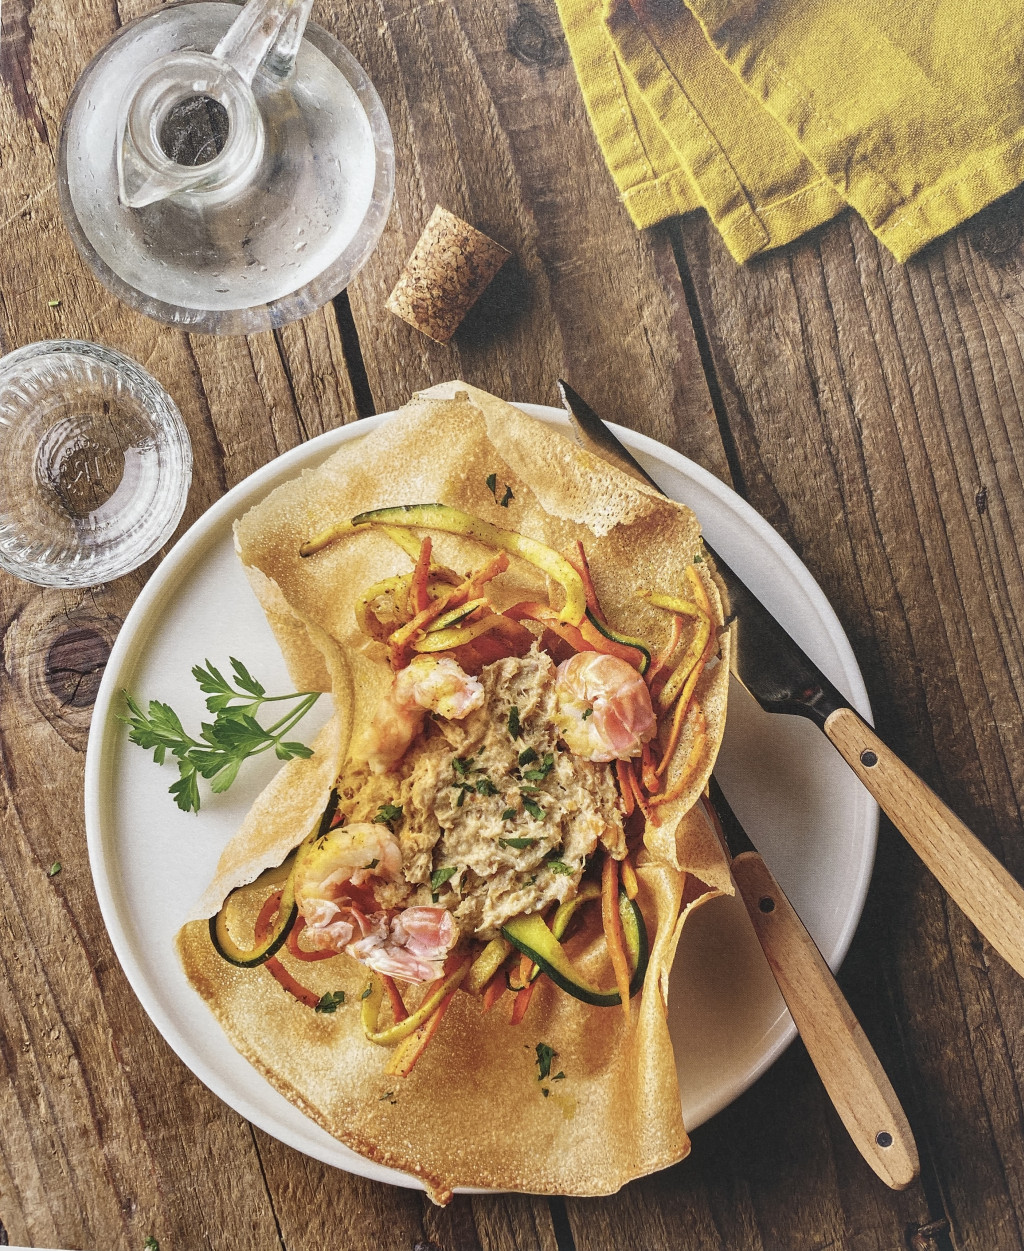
(350, 505, 587, 625)
(360, 961, 470, 1046)
(657, 612, 711, 710)
(602, 854, 633, 1018)
(381, 525, 424, 560)
(413, 613, 524, 653)
(300, 520, 356, 556)
(464, 936, 513, 995)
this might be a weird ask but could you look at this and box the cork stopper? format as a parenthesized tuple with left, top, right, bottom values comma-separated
(385, 206, 511, 344)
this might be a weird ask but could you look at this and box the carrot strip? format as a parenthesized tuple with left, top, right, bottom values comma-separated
(657, 630, 716, 775)
(615, 759, 636, 817)
(629, 761, 660, 827)
(602, 853, 632, 1017)
(509, 978, 538, 1025)
(651, 706, 707, 807)
(640, 742, 661, 794)
(254, 891, 283, 943)
(255, 891, 328, 1007)
(646, 613, 683, 685)
(385, 984, 460, 1076)
(574, 540, 604, 620)
(481, 969, 507, 1013)
(621, 855, 639, 901)
(388, 551, 509, 667)
(411, 536, 432, 613)
(286, 916, 338, 962)
(576, 616, 647, 670)
(657, 611, 710, 710)
(382, 975, 409, 1023)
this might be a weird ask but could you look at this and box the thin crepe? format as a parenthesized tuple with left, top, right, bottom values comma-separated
(178, 384, 733, 1202)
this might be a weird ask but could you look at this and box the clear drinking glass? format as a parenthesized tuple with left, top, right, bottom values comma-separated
(0, 341, 192, 588)
(57, 0, 395, 334)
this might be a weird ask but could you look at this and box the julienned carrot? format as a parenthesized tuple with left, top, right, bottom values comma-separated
(615, 759, 636, 817)
(640, 741, 660, 794)
(385, 983, 461, 1076)
(651, 706, 707, 807)
(647, 613, 683, 684)
(382, 975, 409, 1023)
(656, 630, 715, 775)
(255, 893, 323, 1008)
(629, 761, 660, 827)
(657, 611, 710, 710)
(621, 855, 639, 901)
(481, 969, 507, 1013)
(389, 551, 509, 667)
(509, 977, 538, 1025)
(602, 852, 632, 1018)
(410, 535, 432, 613)
(574, 540, 604, 620)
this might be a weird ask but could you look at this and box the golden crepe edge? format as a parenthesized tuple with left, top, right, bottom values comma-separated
(176, 384, 734, 1203)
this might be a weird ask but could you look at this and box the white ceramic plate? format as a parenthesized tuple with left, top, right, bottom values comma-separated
(84, 404, 877, 1191)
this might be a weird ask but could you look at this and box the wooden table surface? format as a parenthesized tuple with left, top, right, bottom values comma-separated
(3, 2, 1024, 1249)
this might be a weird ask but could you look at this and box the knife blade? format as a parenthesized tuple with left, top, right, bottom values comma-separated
(559, 379, 1024, 979)
(704, 779, 918, 1189)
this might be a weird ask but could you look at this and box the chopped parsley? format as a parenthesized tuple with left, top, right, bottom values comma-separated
(361, 984, 373, 1000)
(379, 1089, 398, 1104)
(547, 858, 574, 875)
(486, 472, 497, 495)
(362, 857, 379, 870)
(486, 473, 515, 507)
(315, 990, 346, 1014)
(501, 807, 517, 821)
(522, 753, 554, 782)
(48, 861, 62, 877)
(475, 776, 498, 796)
(144, 1239, 160, 1251)
(694, 549, 705, 563)
(582, 707, 593, 720)
(542, 1087, 550, 1097)
(536, 1042, 558, 1081)
(498, 836, 538, 850)
(507, 705, 522, 739)
(552, 1071, 566, 1081)
(431, 866, 458, 892)
(453, 754, 477, 777)
(500, 485, 514, 507)
(522, 798, 544, 820)
(518, 746, 538, 767)
(373, 802, 403, 828)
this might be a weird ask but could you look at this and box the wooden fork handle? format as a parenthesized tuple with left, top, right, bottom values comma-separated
(731, 850, 919, 1190)
(825, 706, 1024, 979)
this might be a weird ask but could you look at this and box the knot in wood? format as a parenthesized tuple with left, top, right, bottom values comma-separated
(46, 627, 110, 708)
(508, 4, 565, 69)
(908, 1217, 951, 1251)
(967, 191, 1023, 261)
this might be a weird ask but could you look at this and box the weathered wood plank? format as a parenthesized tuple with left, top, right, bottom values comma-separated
(677, 198, 1024, 1250)
(327, 0, 727, 480)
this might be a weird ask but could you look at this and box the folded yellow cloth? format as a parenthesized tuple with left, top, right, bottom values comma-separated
(556, 0, 1024, 262)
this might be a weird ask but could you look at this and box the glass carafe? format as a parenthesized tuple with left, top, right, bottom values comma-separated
(58, 0, 394, 334)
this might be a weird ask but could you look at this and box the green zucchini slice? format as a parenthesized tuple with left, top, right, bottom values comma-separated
(501, 889, 649, 1007)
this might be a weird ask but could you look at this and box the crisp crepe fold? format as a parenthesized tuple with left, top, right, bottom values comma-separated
(178, 384, 733, 1201)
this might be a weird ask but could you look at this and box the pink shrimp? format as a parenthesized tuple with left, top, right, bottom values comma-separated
(352, 655, 485, 773)
(554, 651, 657, 762)
(293, 822, 459, 982)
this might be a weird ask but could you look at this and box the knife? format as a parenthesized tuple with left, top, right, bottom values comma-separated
(559, 380, 1024, 979)
(704, 778, 919, 1189)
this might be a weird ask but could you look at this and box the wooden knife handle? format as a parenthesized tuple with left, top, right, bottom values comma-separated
(731, 850, 919, 1190)
(825, 705, 1024, 978)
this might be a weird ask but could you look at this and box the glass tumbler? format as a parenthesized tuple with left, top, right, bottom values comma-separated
(0, 340, 192, 587)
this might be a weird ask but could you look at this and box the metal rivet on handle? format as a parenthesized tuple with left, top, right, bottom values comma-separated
(876, 1131, 893, 1148)
(861, 749, 878, 767)
(758, 896, 775, 914)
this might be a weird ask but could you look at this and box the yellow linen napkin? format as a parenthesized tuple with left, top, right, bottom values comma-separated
(557, 0, 1024, 263)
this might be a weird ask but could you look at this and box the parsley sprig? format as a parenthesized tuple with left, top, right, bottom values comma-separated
(122, 658, 321, 813)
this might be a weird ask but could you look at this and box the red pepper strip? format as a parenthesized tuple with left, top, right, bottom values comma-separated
(286, 916, 338, 962)
(255, 892, 322, 1008)
(388, 551, 509, 668)
(602, 853, 632, 1018)
(509, 977, 538, 1025)
(651, 706, 707, 807)
(481, 968, 507, 1013)
(656, 630, 716, 776)
(573, 541, 605, 621)
(615, 759, 636, 817)
(382, 975, 409, 1023)
(646, 614, 683, 685)
(411, 535, 432, 613)
(505, 601, 596, 654)
(576, 616, 647, 671)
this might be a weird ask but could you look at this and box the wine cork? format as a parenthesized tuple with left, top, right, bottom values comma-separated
(386, 206, 511, 344)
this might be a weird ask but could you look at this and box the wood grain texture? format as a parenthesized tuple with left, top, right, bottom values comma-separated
(678, 195, 1024, 1249)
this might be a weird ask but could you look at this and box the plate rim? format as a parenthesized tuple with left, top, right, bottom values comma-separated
(84, 402, 876, 1190)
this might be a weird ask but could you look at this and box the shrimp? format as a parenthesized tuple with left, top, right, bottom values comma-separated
(554, 651, 657, 762)
(353, 655, 485, 773)
(293, 822, 458, 982)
